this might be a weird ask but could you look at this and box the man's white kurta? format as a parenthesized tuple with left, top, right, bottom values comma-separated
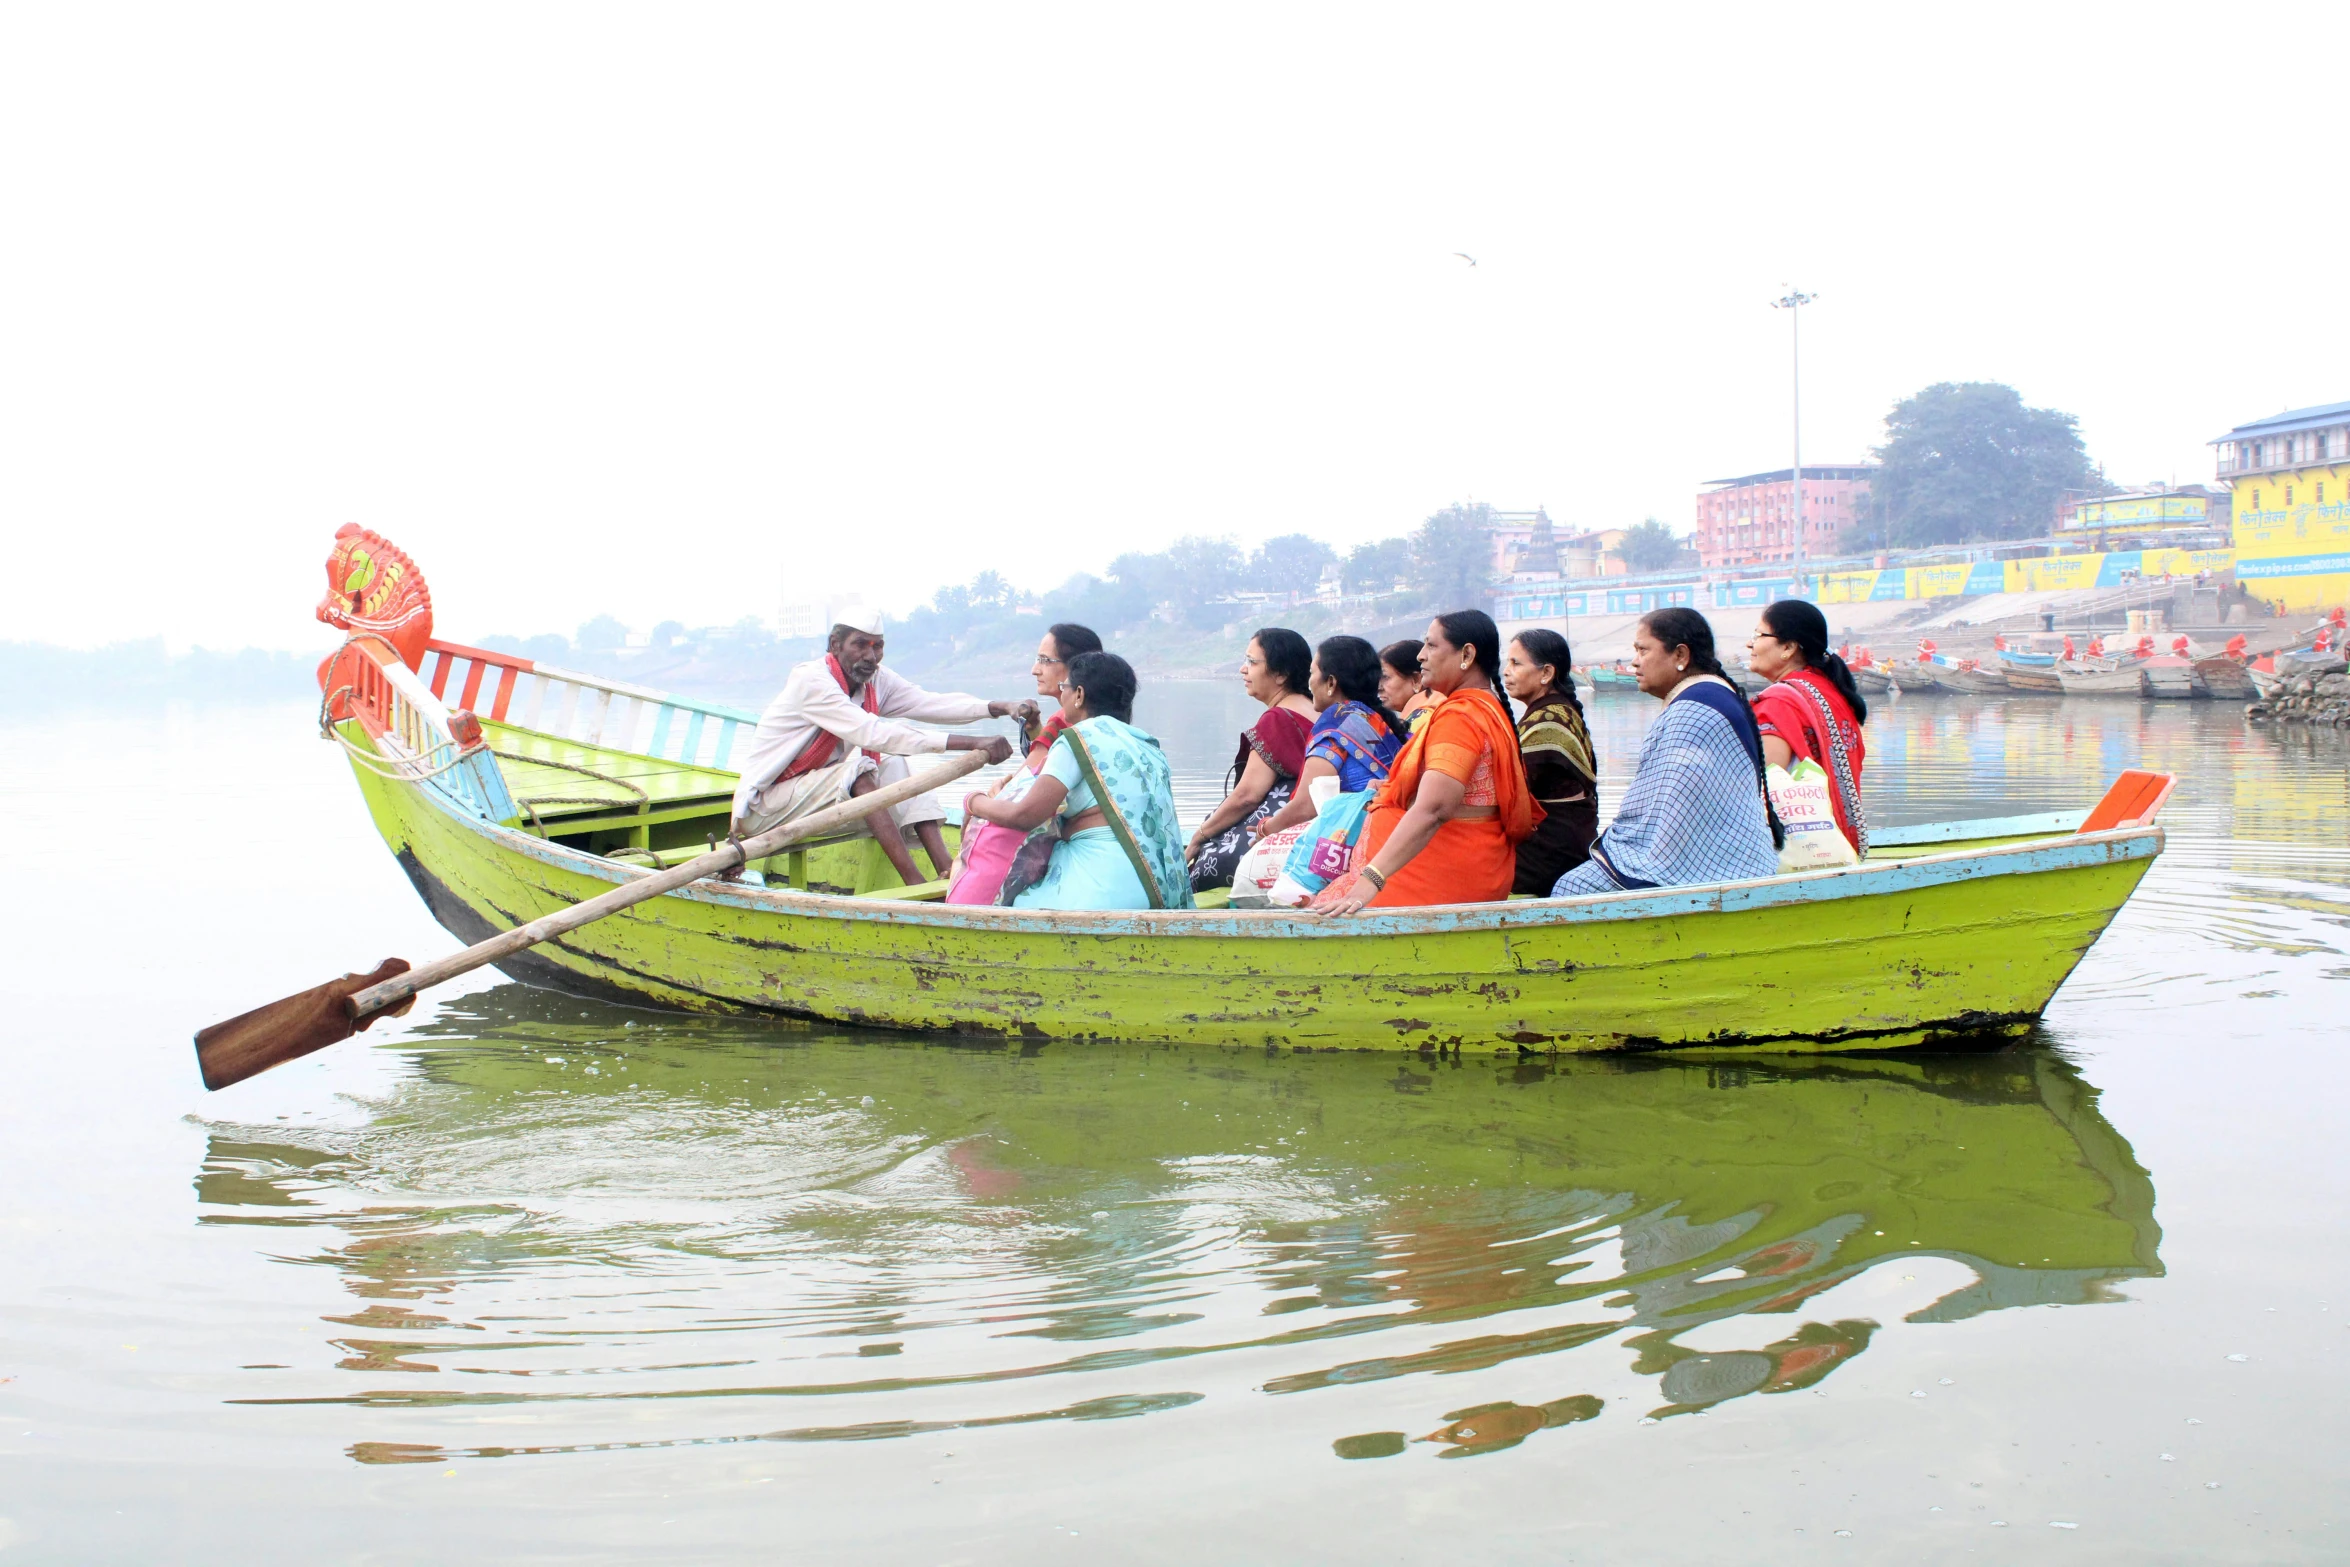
(730, 660, 991, 823)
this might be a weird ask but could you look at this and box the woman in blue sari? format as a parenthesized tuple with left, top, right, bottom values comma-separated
(1249, 635, 1407, 840)
(959, 652, 1196, 911)
(1552, 608, 1783, 896)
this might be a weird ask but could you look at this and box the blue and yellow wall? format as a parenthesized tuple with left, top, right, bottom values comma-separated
(1816, 548, 2231, 604)
(2231, 468, 2349, 613)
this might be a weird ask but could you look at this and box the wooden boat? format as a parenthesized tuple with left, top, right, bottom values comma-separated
(2056, 662, 2148, 698)
(309, 535, 2170, 1055)
(1886, 659, 1947, 694)
(2140, 655, 2201, 700)
(1852, 665, 1892, 695)
(1996, 655, 2064, 695)
(2194, 657, 2257, 701)
(1587, 665, 1640, 689)
(1937, 661, 2011, 695)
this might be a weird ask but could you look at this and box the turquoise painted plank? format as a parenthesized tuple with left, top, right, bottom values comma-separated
(648, 704, 674, 760)
(681, 710, 706, 767)
(1874, 810, 2084, 847)
(712, 719, 738, 769)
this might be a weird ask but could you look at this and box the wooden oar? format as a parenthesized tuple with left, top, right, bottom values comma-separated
(193, 749, 991, 1091)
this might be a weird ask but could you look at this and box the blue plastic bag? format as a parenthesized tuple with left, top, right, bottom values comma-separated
(1277, 789, 1373, 899)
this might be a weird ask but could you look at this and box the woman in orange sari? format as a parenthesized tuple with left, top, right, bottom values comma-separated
(1314, 611, 1538, 914)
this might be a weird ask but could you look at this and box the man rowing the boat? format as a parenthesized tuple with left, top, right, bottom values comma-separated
(730, 604, 1024, 886)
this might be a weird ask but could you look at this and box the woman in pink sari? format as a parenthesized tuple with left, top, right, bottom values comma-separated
(943, 623, 1096, 903)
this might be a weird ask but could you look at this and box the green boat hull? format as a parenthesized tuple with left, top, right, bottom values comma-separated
(347, 727, 2160, 1053)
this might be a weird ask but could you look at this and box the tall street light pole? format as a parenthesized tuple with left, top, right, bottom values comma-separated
(1772, 288, 1816, 594)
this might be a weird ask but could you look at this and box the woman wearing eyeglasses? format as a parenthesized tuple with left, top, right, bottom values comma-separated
(942, 622, 1100, 904)
(1745, 599, 1869, 859)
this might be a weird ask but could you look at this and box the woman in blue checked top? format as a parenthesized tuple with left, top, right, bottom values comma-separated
(1551, 608, 1782, 896)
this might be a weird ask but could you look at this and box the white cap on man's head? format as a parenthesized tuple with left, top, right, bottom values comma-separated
(832, 603, 887, 635)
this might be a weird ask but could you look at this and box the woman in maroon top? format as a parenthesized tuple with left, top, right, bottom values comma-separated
(1186, 627, 1317, 890)
(1746, 599, 1870, 857)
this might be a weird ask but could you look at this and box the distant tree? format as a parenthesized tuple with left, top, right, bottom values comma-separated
(519, 633, 571, 663)
(651, 619, 686, 648)
(1611, 518, 1684, 573)
(1118, 535, 1250, 615)
(1871, 382, 2103, 547)
(1343, 538, 1414, 594)
(1246, 533, 1337, 597)
(1043, 571, 1149, 632)
(1412, 503, 1498, 609)
(576, 614, 628, 652)
(968, 570, 1010, 609)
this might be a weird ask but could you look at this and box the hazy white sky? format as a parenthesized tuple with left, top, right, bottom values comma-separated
(5, 3, 2344, 652)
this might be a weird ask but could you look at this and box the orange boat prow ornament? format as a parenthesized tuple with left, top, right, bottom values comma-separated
(315, 524, 434, 723)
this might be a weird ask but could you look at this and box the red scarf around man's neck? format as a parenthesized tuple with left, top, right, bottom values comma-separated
(778, 653, 881, 781)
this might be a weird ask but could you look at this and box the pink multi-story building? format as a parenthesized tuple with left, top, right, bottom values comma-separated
(1695, 465, 1874, 568)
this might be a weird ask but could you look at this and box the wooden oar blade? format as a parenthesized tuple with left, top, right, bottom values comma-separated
(194, 958, 414, 1091)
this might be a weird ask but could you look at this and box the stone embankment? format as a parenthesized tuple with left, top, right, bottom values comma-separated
(2245, 660, 2350, 726)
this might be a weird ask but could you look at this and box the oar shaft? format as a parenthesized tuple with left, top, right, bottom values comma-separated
(347, 749, 989, 1019)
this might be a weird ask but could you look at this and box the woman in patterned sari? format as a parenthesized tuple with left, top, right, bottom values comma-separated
(1313, 612, 1538, 914)
(1551, 608, 1781, 896)
(960, 652, 1195, 911)
(1501, 628, 1599, 893)
(1745, 599, 1869, 858)
(1247, 635, 1406, 840)
(1186, 627, 1318, 890)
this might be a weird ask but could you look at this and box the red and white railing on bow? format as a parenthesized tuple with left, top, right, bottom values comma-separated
(321, 637, 519, 824)
(419, 640, 760, 770)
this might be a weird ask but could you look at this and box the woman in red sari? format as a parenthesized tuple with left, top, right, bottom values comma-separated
(1315, 611, 1538, 914)
(1186, 627, 1318, 890)
(1745, 598, 1869, 857)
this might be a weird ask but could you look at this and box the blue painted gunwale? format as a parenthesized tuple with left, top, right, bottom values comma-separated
(375, 722, 2159, 942)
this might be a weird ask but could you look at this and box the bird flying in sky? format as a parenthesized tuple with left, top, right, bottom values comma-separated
(1453, 253, 1478, 267)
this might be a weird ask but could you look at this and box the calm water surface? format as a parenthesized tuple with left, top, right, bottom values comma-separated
(3, 688, 2347, 1562)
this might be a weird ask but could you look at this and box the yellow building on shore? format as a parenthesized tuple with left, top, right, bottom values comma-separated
(2213, 401, 2350, 613)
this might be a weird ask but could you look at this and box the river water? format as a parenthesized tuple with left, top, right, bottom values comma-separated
(3, 687, 2347, 1562)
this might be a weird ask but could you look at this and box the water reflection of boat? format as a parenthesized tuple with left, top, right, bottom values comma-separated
(197, 1000, 2162, 1455)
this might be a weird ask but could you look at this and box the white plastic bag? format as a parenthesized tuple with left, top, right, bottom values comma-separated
(1230, 826, 1308, 906)
(1768, 758, 1858, 871)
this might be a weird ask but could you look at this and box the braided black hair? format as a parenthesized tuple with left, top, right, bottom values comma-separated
(1509, 627, 1586, 728)
(1641, 607, 1784, 851)
(1315, 634, 1406, 733)
(1760, 599, 1867, 724)
(1434, 609, 1513, 725)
